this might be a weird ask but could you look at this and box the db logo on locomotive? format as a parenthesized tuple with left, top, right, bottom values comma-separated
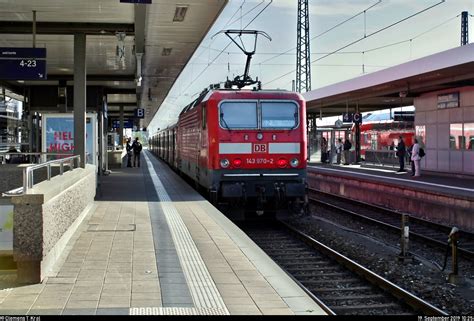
(253, 143, 267, 153)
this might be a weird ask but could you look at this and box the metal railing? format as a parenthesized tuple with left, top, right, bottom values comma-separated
(2, 155, 81, 196)
(0, 152, 74, 164)
(22, 155, 81, 192)
(363, 149, 410, 168)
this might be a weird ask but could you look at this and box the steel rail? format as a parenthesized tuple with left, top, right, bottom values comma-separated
(278, 220, 448, 316)
(308, 188, 474, 260)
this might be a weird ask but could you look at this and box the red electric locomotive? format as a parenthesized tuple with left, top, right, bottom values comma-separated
(150, 87, 307, 217)
(149, 30, 308, 217)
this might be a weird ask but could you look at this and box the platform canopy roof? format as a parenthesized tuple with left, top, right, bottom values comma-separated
(0, 0, 228, 127)
(303, 43, 474, 117)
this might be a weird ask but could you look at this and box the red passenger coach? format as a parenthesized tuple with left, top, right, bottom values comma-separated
(151, 88, 308, 216)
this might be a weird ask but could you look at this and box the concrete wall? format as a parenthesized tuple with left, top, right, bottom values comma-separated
(11, 165, 96, 283)
(415, 86, 474, 175)
(308, 170, 474, 232)
(0, 165, 28, 195)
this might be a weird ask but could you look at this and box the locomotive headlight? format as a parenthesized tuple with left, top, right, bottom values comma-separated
(220, 158, 230, 168)
(277, 158, 288, 168)
(233, 158, 242, 167)
(290, 158, 299, 168)
(256, 133, 263, 140)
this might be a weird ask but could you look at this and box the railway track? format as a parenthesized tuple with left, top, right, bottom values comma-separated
(308, 189, 474, 260)
(239, 220, 446, 315)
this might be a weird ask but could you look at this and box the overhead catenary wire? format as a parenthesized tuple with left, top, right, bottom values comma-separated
(265, 0, 446, 87)
(256, 0, 382, 66)
(201, 11, 460, 58)
(189, 0, 249, 75)
(184, 0, 269, 88)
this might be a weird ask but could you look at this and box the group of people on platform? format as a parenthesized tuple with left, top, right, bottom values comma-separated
(320, 135, 424, 177)
(394, 136, 423, 177)
(320, 137, 352, 165)
(125, 137, 143, 168)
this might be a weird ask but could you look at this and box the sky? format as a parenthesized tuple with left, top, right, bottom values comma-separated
(147, 0, 474, 133)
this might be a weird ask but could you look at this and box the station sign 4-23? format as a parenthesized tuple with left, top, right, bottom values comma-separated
(0, 47, 47, 80)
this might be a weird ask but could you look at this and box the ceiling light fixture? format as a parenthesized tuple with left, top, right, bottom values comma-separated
(173, 5, 188, 22)
(116, 32, 126, 62)
(136, 53, 143, 87)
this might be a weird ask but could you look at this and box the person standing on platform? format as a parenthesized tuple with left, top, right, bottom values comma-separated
(411, 138, 421, 177)
(321, 137, 328, 163)
(335, 138, 343, 165)
(396, 136, 406, 172)
(126, 137, 133, 168)
(343, 138, 352, 165)
(132, 137, 143, 168)
(407, 144, 415, 176)
(389, 141, 395, 151)
(389, 141, 395, 159)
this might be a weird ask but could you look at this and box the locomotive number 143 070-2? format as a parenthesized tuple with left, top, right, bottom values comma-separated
(245, 158, 274, 165)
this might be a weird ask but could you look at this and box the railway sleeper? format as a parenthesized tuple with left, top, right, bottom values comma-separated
(321, 294, 389, 301)
(279, 261, 331, 266)
(292, 271, 348, 278)
(265, 250, 316, 256)
(285, 266, 342, 272)
(272, 255, 322, 260)
(330, 303, 407, 313)
(262, 247, 309, 252)
(302, 277, 362, 284)
(310, 286, 373, 292)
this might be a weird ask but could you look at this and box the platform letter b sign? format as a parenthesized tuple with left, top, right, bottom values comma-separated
(135, 108, 145, 119)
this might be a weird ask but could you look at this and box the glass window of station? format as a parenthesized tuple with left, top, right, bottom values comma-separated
(465, 123, 474, 150)
(1, 95, 27, 153)
(449, 123, 473, 150)
(415, 125, 426, 147)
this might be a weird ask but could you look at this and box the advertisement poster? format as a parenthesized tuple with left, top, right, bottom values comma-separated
(42, 114, 97, 165)
(0, 205, 13, 251)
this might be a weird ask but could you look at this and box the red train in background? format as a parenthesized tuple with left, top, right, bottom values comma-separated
(355, 112, 415, 158)
(149, 88, 308, 217)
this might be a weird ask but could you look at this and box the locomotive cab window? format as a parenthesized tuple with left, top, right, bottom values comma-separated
(261, 102, 298, 129)
(220, 101, 258, 129)
(202, 104, 207, 129)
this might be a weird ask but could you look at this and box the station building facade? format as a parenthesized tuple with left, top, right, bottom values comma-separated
(305, 43, 474, 176)
(415, 86, 474, 175)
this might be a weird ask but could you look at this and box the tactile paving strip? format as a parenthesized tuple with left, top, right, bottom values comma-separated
(144, 153, 229, 314)
(130, 307, 228, 315)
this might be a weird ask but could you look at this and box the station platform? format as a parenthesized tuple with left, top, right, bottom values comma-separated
(307, 163, 474, 231)
(308, 163, 474, 199)
(0, 151, 325, 316)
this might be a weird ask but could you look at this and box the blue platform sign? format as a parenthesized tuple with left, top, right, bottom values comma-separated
(342, 113, 353, 123)
(120, 0, 152, 3)
(0, 48, 47, 80)
(113, 120, 134, 129)
(134, 108, 145, 118)
(353, 112, 362, 124)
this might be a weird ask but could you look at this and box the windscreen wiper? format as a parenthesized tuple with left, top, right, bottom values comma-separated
(220, 113, 232, 132)
(291, 112, 298, 129)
